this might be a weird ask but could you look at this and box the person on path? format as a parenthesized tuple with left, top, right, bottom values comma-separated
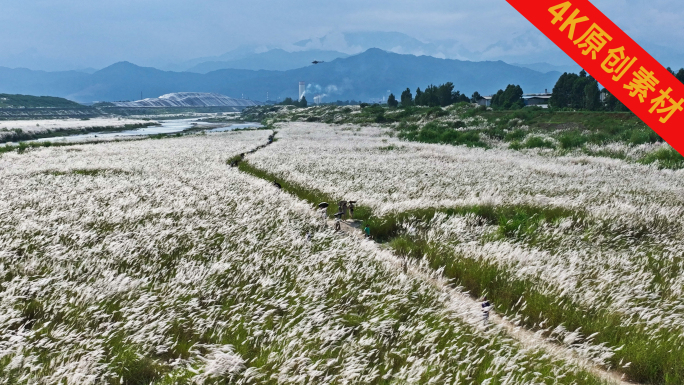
(482, 296, 492, 326)
(364, 225, 371, 239)
(319, 208, 328, 227)
(334, 212, 343, 231)
(339, 201, 348, 220)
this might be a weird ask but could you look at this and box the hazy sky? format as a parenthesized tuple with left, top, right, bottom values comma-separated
(1, 0, 682, 70)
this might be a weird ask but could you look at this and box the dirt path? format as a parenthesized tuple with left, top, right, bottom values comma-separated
(328, 218, 633, 385)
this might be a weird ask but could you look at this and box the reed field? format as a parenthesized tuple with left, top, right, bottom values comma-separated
(0, 131, 609, 384)
(246, 122, 684, 384)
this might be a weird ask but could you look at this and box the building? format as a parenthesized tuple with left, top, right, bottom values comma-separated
(477, 92, 552, 108)
(523, 90, 552, 108)
(477, 96, 492, 107)
(299, 82, 306, 101)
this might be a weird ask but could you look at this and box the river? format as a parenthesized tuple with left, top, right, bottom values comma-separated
(28, 119, 263, 143)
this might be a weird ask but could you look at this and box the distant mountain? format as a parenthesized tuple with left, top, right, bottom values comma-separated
(293, 31, 445, 57)
(0, 67, 90, 97)
(512, 62, 581, 75)
(66, 62, 276, 102)
(0, 49, 561, 103)
(238, 48, 559, 101)
(163, 45, 267, 72)
(186, 49, 349, 73)
(112, 92, 257, 108)
(0, 93, 84, 108)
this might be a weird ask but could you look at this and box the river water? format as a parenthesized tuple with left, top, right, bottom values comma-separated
(28, 119, 263, 143)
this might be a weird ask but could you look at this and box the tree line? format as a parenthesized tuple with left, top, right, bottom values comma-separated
(551, 67, 684, 112)
(278, 96, 308, 108)
(386, 66, 684, 112)
(386, 82, 523, 110)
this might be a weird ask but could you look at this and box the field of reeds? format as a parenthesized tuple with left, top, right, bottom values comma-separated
(245, 122, 684, 384)
(242, 104, 684, 169)
(0, 130, 610, 384)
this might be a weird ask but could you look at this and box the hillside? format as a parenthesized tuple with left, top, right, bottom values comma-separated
(0, 49, 561, 103)
(0, 93, 83, 108)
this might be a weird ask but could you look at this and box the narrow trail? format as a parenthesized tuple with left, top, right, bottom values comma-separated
(236, 131, 635, 385)
(329, 218, 632, 385)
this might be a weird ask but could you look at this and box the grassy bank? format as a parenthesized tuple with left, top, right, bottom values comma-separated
(0, 139, 142, 155)
(243, 104, 684, 169)
(0, 122, 158, 144)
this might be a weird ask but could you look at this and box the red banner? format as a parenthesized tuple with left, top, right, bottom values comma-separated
(506, 0, 684, 155)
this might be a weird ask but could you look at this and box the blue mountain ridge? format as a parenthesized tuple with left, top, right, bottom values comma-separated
(0, 49, 562, 103)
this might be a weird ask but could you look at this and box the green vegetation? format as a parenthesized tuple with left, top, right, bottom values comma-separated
(0, 140, 68, 155)
(397, 121, 488, 148)
(149, 132, 183, 139)
(43, 168, 132, 177)
(639, 147, 684, 169)
(0, 93, 84, 108)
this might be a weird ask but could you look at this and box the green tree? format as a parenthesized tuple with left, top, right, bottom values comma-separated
(400, 88, 413, 107)
(550, 72, 578, 109)
(602, 88, 629, 112)
(550, 71, 606, 110)
(471, 91, 483, 103)
(490, 90, 503, 109)
(279, 97, 295, 106)
(387, 93, 399, 108)
(452, 90, 470, 103)
(299, 96, 308, 108)
(415, 87, 423, 106)
(437, 82, 455, 107)
(570, 73, 592, 109)
(584, 79, 601, 111)
(417, 85, 439, 107)
(677, 69, 684, 84)
(491, 84, 524, 110)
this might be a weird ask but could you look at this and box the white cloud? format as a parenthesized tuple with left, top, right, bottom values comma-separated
(0, 0, 681, 70)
